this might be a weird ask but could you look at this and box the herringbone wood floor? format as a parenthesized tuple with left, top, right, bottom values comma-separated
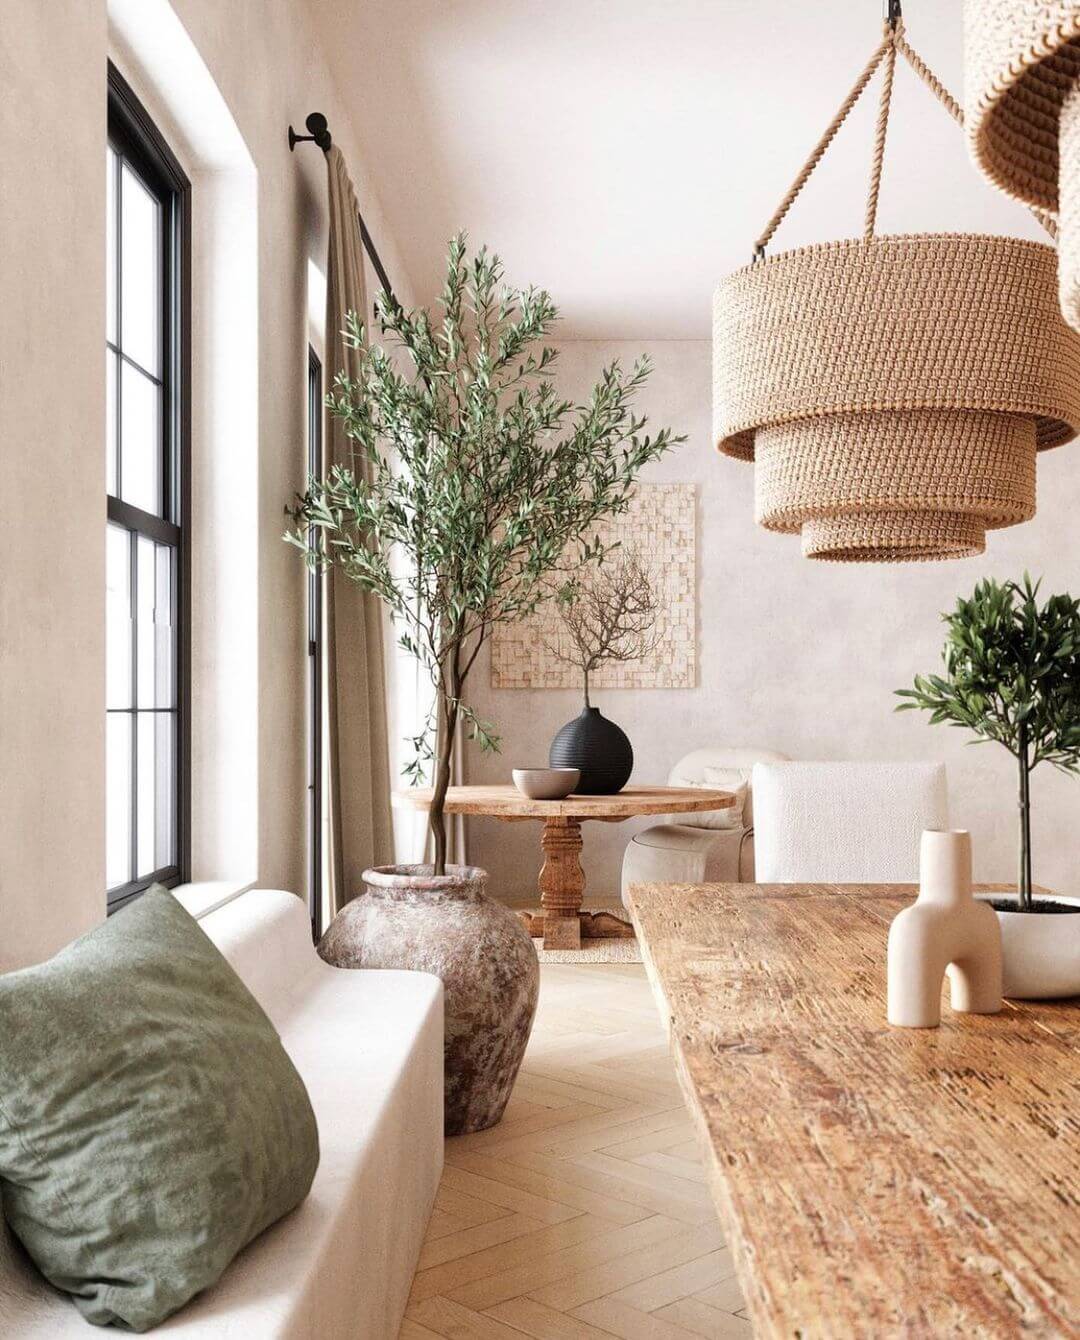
(400, 964, 751, 1339)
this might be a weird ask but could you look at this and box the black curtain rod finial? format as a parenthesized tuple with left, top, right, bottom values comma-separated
(288, 111, 332, 153)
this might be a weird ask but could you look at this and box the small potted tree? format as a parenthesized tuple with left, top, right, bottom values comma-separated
(896, 575, 1080, 998)
(287, 236, 682, 1131)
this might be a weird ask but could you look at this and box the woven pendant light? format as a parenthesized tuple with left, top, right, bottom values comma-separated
(714, 6, 1080, 562)
(963, 1, 1080, 329)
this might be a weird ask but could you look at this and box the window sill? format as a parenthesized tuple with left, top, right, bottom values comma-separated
(173, 880, 255, 921)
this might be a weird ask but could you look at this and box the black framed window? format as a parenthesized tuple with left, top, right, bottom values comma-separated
(307, 348, 325, 939)
(106, 65, 191, 910)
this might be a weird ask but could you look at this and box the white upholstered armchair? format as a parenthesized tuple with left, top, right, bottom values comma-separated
(620, 747, 788, 907)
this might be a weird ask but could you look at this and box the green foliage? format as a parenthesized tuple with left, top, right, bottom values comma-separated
(286, 234, 683, 868)
(896, 574, 1080, 908)
(896, 575, 1080, 769)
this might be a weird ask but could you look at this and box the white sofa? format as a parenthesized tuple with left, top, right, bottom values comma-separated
(752, 761, 949, 882)
(0, 888, 444, 1339)
(621, 747, 788, 906)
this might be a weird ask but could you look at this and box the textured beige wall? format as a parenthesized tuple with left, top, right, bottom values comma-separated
(464, 340, 1080, 906)
(0, 3, 109, 970)
(0, 0, 411, 968)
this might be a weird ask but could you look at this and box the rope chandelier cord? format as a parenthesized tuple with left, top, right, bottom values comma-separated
(753, 17, 1057, 259)
(713, 6, 1080, 563)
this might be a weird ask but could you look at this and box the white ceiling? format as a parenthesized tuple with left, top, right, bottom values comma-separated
(310, 0, 1043, 339)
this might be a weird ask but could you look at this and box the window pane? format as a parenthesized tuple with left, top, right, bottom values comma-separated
(106, 350, 118, 495)
(137, 711, 175, 873)
(107, 525, 132, 709)
(136, 537, 174, 707)
(106, 713, 132, 889)
(120, 360, 161, 514)
(155, 542, 175, 707)
(106, 149, 117, 346)
(120, 161, 161, 375)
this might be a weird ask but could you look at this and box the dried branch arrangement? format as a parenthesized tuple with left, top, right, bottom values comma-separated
(550, 549, 662, 706)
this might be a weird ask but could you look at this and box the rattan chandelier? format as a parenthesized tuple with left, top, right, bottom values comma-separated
(964, 0, 1080, 331)
(714, 3, 1080, 562)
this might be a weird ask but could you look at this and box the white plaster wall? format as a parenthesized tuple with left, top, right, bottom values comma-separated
(464, 340, 1080, 906)
(0, 0, 414, 968)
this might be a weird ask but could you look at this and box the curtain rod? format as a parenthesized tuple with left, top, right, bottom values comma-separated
(288, 112, 398, 312)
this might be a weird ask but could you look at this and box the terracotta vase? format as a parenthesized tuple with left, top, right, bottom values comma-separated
(318, 864, 539, 1135)
(886, 830, 1003, 1029)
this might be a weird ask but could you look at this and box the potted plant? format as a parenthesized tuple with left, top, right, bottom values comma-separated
(547, 546, 661, 793)
(287, 236, 681, 1131)
(896, 574, 1080, 998)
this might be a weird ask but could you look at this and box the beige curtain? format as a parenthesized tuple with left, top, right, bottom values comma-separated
(324, 145, 395, 910)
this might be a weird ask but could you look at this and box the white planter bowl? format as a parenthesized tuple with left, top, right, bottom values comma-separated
(511, 767, 579, 800)
(976, 895, 1080, 999)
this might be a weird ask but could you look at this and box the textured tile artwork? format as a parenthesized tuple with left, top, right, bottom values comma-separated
(491, 483, 696, 690)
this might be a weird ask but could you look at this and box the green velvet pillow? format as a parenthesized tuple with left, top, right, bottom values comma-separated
(0, 886, 319, 1331)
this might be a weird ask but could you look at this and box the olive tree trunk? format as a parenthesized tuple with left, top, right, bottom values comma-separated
(429, 661, 461, 878)
(1017, 721, 1033, 912)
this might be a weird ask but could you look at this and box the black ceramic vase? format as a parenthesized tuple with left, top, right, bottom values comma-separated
(549, 704, 633, 794)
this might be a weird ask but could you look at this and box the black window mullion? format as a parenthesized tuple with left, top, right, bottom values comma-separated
(114, 147, 123, 501)
(107, 495, 180, 546)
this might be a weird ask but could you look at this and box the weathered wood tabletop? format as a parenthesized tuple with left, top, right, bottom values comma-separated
(626, 881, 1080, 1340)
(395, 786, 733, 949)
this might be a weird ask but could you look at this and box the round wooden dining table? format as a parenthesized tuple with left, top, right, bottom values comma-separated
(393, 784, 736, 950)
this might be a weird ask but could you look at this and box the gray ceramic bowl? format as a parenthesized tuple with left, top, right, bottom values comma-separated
(512, 767, 580, 800)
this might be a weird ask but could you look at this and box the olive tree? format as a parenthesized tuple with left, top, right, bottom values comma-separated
(287, 235, 682, 873)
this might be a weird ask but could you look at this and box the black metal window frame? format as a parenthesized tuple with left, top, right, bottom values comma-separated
(107, 64, 192, 912)
(307, 347, 325, 940)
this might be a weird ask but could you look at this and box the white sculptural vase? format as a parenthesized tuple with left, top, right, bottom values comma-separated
(886, 830, 1003, 1029)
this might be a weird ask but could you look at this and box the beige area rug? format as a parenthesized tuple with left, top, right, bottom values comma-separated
(510, 903, 642, 963)
(532, 937, 642, 964)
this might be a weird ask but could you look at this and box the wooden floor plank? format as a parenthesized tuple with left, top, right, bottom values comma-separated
(484, 1297, 618, 1339)
(435, 1186, 515, 1229)
(631, 1152, 707, 1187)
(448, 1152, 652, 1226)
(408, 1294, 532, 1339)
(572, 1296, 700, 1339)
(417, 1212, 546, 1272)
(409, 1216, 605, 1307)
(448, 1216, 684, 1312)
(527, 1224, 725, 1311)
(610, 1247, 736, 1313)
(693, 1276, 746, 1313)
(654, 1298, 754, 1338)
(399, 963, 747, 1338)
(439, 1164, 583, 1225)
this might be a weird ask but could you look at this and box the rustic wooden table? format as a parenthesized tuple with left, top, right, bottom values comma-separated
(626, 880, 1080, 1339)
(393, 784, 734, 949)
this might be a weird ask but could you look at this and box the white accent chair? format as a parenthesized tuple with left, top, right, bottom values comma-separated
(0, 889, 444, 1339)
(621, 748, 788, 907)
(752, 761, 948, 883)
